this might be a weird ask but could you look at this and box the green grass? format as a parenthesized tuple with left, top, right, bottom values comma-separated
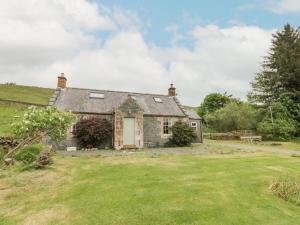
(0, 84, 53, 105)
(1, 152, 300, 225)
(0, 102, 27, 135)
(0, 84, 53, 135)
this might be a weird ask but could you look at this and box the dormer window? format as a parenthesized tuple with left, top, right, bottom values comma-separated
(154, 97, 162, 103)
(89, 92, 104, 99)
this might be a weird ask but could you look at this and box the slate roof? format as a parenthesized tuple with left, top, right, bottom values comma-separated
(50, 87, 188, 117)
(184, 108, 201, 120)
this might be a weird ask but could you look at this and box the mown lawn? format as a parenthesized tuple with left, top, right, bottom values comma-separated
(1, 152, 300, 225)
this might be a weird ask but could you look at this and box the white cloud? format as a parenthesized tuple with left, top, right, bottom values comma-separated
(0, 0, 274, 106)
(268, 0, 300, 13)
(151, 25, 273, 104)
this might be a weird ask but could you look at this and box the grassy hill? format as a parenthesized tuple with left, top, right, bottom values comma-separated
(0, 84, 53, 105)
(0, 84, 53, 135)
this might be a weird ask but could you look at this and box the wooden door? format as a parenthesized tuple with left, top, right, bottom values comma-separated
(123, 118, 135, 145)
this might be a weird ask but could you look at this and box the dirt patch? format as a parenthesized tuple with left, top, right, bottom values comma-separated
(22, 206, 69, 225)
(0, 166, 72, 218)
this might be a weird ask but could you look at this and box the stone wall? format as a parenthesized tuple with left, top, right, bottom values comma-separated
(143, 116, 187, 147)
(188, 119, 203, 143)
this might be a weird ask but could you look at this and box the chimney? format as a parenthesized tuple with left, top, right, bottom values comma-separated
(168, 84, 176, 96)
(57, 73, 67, 89)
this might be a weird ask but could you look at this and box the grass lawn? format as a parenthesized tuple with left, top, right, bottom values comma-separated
(1, 150, 300, 225)
(0, 84, 53, 105)
(0, 102, 27, 136)
(204, 139, 300, 151)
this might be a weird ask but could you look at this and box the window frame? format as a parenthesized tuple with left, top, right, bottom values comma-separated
(163, 118, 172, 134)
(190, 122, 197, 131)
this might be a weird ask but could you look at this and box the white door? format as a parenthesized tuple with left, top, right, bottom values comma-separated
(123, 118, 135, 145)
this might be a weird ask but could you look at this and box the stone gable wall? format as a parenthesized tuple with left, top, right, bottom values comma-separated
(114, 97, 144, 150)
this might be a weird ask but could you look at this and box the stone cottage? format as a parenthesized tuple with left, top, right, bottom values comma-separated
(49, 73, 202, 149)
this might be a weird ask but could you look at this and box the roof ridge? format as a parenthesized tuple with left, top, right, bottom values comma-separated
(66, 87, 169, 97)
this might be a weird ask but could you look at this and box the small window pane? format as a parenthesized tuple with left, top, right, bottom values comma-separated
(163, 118, 172, 134)
(191, 122, 197, 131)
(89, 93, 104, 99)
(154, 97, 162, 103)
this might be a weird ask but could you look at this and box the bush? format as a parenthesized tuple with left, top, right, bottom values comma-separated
(269, 174, 300, 205)
(167, 121, 197, 147)
(205, 102, 262, 132)
(35, 150, 53, 168)
(14, 144, 43, 164)
(74, 117, 112, 148)
(257, 102, 297, 140)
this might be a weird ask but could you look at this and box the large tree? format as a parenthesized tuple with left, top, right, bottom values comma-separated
(249, 24, 300, 103)
(249, 24, 300, 135)
(198, 93, 232, 119)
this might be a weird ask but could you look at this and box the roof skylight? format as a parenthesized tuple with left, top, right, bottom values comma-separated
(154, 97, 162, 103)
(89, 92, 104, 99)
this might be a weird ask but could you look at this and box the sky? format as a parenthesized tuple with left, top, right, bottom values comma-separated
(0, 0, 299, 106)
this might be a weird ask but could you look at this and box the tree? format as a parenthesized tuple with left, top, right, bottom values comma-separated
(205, 102, 261, 132)
(167, 121, 197, 146)
(248, 24, 300, 135)
(249, 24, 300, 104)
(5, 107, 76, 158)
(74, 117, 112, 148)
(257, 102, 297, 140)
(198, 93, 232, 119)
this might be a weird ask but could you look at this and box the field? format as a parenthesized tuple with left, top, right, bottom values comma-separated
(0, 102, 27, 135)
(0, 84, 53, 105)
(0, 84, 53, 136)
(1, 141, 300, 225)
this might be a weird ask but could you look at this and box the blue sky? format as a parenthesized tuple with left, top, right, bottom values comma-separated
(94, 0, 300, 47)
(0, 0, 299, 105)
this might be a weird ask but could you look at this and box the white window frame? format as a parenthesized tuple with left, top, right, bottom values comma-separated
(191, 122, 197, 131)
(163, 118, 172, 134)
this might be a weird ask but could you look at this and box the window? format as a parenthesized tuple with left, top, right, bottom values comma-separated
(191, 122, 197, 131)
(154, 97, 162, 103)
(163, 118, 172, 134)
(70, 124, 76, 134)
(89, 92, 104, 99)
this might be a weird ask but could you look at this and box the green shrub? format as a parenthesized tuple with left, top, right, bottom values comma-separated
(258, 102, 297, 140)
(74, 117, 112, 148)
(167, 121, 197, 147)
(258, 118, 296, 140)
(14, 144, 43, 164)
(205, 102, 262, 132)
(269, 174, 300, 205)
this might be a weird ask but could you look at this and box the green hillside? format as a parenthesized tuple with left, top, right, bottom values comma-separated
(0, 84, 53, 105)
(0, 84, 53, 135)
